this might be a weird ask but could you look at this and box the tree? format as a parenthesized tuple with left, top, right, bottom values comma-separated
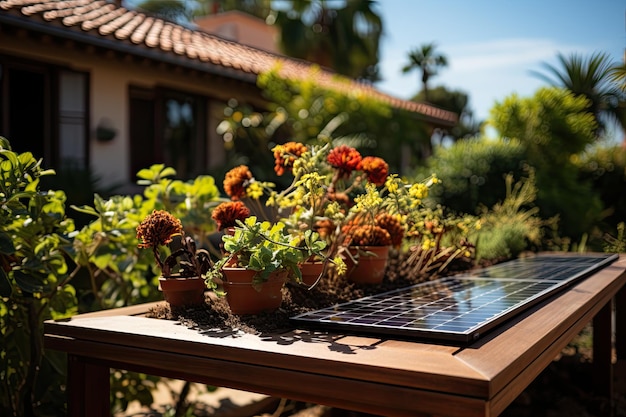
(412, 86, 482, 142)
(490, 87, 602, 240)
(272, 0, 383, 81)
(402, 42, 448, 101)
(531, 52, 626, 140)
(135, 0, 191, 22)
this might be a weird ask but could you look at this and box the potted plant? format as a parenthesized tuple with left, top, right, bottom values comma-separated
(206, 215, 336, 314)
(340, 184, 405, 284)
(136, 210, 211, 307)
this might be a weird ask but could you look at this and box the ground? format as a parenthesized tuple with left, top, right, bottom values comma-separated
(122, 251, 626, 417)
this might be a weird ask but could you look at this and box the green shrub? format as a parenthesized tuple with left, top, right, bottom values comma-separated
(0, 137, 76, 416)
(473, 173, 553, 262)
(418, 137, 528, 215)
(577, 144, 626, 238)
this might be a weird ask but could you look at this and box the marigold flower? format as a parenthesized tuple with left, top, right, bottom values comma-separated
(273, 141, 308, 176)
(211, 201, 251, 231)
(360, 156, 389, 186)
(327, 145, 362, 177)
(223, 165, 253, 200)
(136, 210, 183, 249)
(314, 219, 337, 239)
(342, 224, 391, 247)
(375, 213, 405, 247)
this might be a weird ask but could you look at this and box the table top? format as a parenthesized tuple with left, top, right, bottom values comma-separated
(44, 254, 626, 417)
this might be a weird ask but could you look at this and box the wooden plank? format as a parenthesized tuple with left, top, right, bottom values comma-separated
(46, 335, 487, 417)
(487, 294, 615, 417)
(45, 315, 490, 398)
(59, 301, 161, 318)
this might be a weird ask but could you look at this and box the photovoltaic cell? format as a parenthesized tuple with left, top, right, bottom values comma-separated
(290, 253, 619, 343)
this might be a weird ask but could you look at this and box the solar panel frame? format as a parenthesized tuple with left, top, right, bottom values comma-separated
(290, 253, 619, 344)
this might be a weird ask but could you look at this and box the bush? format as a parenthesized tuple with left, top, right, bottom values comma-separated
(0, 137, 76, 416)
(577, 144, 626, 238)
(417, 137, 528, 215)
(473, 173, 553, 262)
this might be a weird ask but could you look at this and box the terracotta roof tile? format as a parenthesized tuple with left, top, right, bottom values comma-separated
(0, 0, 458, 125)
(99, 9, 134, 35)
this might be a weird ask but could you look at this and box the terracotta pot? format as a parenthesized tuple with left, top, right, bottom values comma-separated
(345, 245, 390, 284)
(299, 260, 325, 287)
(222, 267, 287, 315)
(158, 276, 206, 308)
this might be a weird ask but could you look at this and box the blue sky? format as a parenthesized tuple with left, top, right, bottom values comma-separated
(374, 0, 625, 126)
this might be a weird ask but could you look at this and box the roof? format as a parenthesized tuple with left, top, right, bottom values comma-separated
(0, 0, 458, 126)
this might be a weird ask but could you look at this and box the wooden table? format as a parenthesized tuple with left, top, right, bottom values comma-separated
(45, 255, 626, 417)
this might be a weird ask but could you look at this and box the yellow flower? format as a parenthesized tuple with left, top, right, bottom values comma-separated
(246, 182, 264, 200)
(385, 174, 400, 193)
(409, 183, 428, 200)
(333, 256, 347, 276)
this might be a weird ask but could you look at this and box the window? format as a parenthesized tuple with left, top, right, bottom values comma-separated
(0, 55, 88, 170)
(129, 86, 207, 181)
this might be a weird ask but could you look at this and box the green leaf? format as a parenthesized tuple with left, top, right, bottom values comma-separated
(13, 270, 46, 294)
(69, 204, 100, 217)
(0, 268, 12, 297)
(0, 232, 16, 255)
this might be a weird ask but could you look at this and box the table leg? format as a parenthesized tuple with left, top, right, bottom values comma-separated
(67, 354, 110, 417)
(615, 285, 626, 361)
(592, 299, 613, 401)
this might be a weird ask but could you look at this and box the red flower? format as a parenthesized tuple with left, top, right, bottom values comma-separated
(212, 201, 250, 231)
(223, 165, 253, 200)
(360, 156, 389, 186)
(327, 145, 362, 177)
(273, 141, 307, 176)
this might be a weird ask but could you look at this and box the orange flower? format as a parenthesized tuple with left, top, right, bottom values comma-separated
(375, 213, 404, 247)
(342, 224, 391, 246)
(314, 219, 336, 239)
(360, 156, 389, 186)
(136, 210, 183, 249)
(211, 201, 250, 231)
(327, 145, 362, 177)
(223, 165, 253, 200)
(273, 141, 307, 176)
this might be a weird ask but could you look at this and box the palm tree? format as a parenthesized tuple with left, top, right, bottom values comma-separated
(272, 0, 383, 81)
(531, 52, 625, 139)
(402, 43, 448, 101)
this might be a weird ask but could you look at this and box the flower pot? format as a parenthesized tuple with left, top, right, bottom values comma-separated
(299, 260, 325, 287)
(345, 245, 390, 284)
(222, 267, 287, 315)
(158, 276, 206, 308)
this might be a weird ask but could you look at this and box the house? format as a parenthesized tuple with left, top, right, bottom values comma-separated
(194, 9, 279, 54)
(0, 0, 457, 190)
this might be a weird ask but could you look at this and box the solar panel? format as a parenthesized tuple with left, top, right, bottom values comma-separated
(291, 253, 619, 343)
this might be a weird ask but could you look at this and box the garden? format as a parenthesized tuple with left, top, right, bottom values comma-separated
(2, 65, 626, 416)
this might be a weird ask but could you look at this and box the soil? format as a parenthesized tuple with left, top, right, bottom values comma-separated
(144, 250, 626, 417)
